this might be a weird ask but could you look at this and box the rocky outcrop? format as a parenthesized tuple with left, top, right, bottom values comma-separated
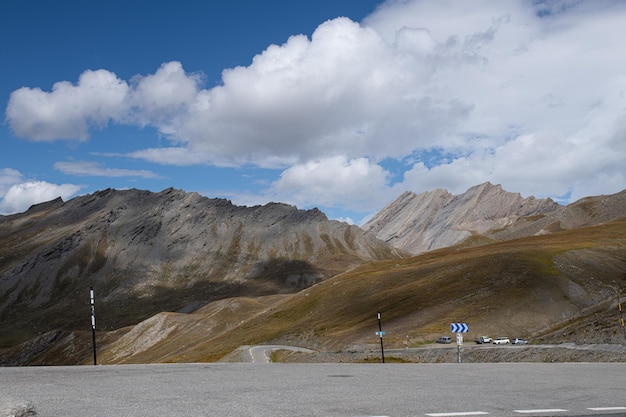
(363, 183, 560, 254)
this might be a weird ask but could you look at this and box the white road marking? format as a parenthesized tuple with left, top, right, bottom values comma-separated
(426, 412, 489, 416)
(513, 409, 568, 414)
(588, 407, 626, 411)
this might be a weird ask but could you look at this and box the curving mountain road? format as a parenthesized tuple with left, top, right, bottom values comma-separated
(248, 345, 315, 363)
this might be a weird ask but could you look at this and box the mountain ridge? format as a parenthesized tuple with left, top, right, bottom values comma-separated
(1, 183, 625, 365)
(0, 187, 403, 348)
(363, 182, 626, 254)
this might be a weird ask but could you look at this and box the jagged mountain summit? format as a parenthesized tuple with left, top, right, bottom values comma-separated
(363, 182, 626, 254)
(363, 183, 559, 254)
(0, 187, 404, 346)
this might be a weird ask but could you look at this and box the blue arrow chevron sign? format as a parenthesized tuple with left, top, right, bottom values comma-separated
(450, 323, 469, 333)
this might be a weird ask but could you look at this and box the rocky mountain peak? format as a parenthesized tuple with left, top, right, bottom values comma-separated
(363, 182, 560, 254)
(0, 187, 404, 345)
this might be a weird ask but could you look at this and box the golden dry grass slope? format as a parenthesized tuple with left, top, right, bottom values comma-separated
(26, 219, 623, 365)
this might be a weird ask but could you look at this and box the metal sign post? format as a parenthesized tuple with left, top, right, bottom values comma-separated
(451, 323, 468, 364)
(377, 312, 385, 363)
(90, 287, 97, 365)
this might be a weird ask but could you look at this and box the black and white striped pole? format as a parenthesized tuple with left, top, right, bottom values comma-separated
(376, 311, 385, 363)
(618, 290, 626, 341)
(90, 287, 97, 365)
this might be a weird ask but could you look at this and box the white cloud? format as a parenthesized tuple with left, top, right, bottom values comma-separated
(128, 61, 204, 134)
(5, 0, 626, 214)
(5, 17, 471, 166)
(0, 180, 81, 214)
(0, 168, 23, 196)
(6, 70, 129, 141)
(54, 161, 161, 178)
(401, 65, 626, 202)
(126, 147, 216, 166)
(267, 156, 394, 211)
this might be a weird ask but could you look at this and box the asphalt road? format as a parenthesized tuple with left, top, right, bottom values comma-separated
(248, 345, 315, 363)
(1, 362, 625, 417)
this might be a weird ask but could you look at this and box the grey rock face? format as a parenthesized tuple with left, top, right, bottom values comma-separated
(364, 183, 560, 254)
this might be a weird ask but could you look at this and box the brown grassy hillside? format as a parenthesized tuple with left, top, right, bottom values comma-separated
(11, 219, 623, 365)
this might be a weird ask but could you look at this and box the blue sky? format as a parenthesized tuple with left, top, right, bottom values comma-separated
(2, 0, 626, 224)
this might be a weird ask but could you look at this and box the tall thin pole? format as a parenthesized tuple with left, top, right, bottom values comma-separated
(377, 311, 385, 363)
(90, 287, 97, 365)
(618, 290, 626, 341)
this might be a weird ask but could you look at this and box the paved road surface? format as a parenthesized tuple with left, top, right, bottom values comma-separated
(248, 345, 315, 363)
(1, 363, 625, 417)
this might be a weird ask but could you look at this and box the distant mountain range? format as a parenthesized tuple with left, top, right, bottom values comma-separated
(364, 182, 626, 254)
(1, 183, 625, 365)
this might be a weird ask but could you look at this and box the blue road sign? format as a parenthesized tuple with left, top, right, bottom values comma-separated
(450, 323, 468, 333)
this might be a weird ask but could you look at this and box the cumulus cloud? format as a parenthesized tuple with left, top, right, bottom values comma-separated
(267, 156, 394, 211)
(5, 0, 626, 214)
(128, 61, 204, 134)
(6, 70, 129, 141)
(0, 180, 81, 215)
(5, 17, 469, 165)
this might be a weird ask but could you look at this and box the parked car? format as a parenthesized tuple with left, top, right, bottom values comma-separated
(475, 336, 492, 344)
(492, 337, 510, 345)
(512, 338, 528, 345)
(436, 336, 452, 344)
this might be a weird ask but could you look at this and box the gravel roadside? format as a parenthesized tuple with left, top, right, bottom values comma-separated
(268, 343, 626, 363)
